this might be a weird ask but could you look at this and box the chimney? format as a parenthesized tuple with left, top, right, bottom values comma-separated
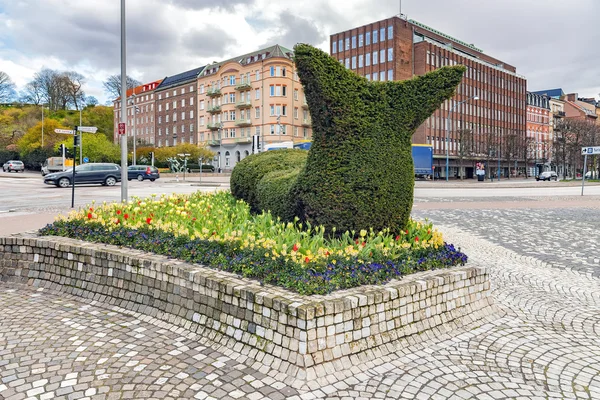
(565, 93, 578, 102)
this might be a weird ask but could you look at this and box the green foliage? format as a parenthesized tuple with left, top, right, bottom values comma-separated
(230, 149, 307, 213)
(255, 168, 302, 222)
(17, 120, 71, 156)
(292, 44, 465, 235)
(21, 147, 54, 170)
(0, 149, 19, 164)
(53, 133, 120, 164)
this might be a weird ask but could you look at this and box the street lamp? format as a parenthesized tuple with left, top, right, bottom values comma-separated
(41, 104, 46, 148)
(446, 94, 478, 181)
(130, 94, 140, 166)
(217, 123, 223, 173)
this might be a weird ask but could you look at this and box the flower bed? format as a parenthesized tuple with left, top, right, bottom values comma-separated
(39, 191, 467, 295)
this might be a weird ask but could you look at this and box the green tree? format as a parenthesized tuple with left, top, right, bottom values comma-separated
(17, 119, 71, 156)
(55, 133, 120, 163)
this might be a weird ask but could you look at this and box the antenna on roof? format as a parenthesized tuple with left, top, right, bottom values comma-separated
(397, 0, 407, 20)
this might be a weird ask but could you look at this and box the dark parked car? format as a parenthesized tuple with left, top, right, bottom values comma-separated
(44, 163, 121, 188)
(536, 171, 558, 181)
(3, 160, 25, 172)
(127, 165, 160, 181)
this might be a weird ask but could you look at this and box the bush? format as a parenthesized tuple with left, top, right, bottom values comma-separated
(230, 149, 307, 213)
(0, 149, 19, 165)
(292, 44, 465, 236)
(255, 168, 302, 222)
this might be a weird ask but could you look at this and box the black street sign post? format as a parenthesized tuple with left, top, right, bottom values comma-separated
(71, 127, 78, 208)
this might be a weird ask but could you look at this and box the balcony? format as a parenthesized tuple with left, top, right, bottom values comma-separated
(208, 139, 220, 146)
(555, 111, 566, 118)
(207, 105, 221, 114)
(235, 81, 252, 91)
(207, 122, 222, 131)
(206, 87, 221, 97)
(302, 100, 309, 109)
(235, 100, 252, 109)
(301, 118, 312, 127)
(222, 137, 252, 145)
(235, 119, 252, 127)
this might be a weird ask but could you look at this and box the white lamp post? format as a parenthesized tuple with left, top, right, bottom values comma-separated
(446, 95, 478, 181)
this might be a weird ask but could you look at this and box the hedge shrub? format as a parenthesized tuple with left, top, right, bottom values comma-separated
(255, 168, 302, 221)
(230, 149, 307, 212)
(292, 43, 465, 235)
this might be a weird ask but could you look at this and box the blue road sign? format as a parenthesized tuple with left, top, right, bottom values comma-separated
(83, 157, 89, 163)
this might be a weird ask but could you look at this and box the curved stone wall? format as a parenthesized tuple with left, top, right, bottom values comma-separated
(0, 234, 495, 380)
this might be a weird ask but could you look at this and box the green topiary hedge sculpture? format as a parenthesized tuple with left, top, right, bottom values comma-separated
(291, 43, 465, 235)
(230, 149, 307, 213)
(230, 44, 465, 237)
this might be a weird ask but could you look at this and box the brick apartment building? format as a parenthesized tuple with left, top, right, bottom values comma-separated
(154, 66, 205, 147)
(113, 80, 162, 145)
(196, 44, 312, 171)
(330, 15, 527, 179)
(526, 92, 551, 176)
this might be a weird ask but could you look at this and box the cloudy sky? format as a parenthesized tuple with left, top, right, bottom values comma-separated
(0, 0, 598, 104)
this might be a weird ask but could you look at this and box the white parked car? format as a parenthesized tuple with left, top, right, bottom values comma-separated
(536, 171, 558, 181)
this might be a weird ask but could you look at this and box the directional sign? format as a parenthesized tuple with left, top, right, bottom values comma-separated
(83, 157, 89, 163)
(581, 146, 600, 155)
(118, 122, 126, 135)
(77, 126, 98, 133)
(55, 129, 74, 134)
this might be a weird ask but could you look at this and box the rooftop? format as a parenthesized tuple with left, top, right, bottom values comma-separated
(200, 44, 294, 77)
(155, 65, 207, 91)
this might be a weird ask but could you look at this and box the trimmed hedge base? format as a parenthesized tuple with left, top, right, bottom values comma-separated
(0, 234, 496, 381)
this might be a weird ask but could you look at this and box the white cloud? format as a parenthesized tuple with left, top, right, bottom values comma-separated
(0, 0, 597, 103)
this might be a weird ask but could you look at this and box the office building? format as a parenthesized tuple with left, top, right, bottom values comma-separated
(113, 80, 162, 145)
(330, 15, 527, 179)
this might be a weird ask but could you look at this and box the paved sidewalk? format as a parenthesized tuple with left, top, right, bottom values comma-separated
(2, 207, 600, 399)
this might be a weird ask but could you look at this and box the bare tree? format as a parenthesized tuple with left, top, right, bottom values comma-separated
(554, 119, 599, 179)
(0, 71, 16, 102)
(103, 75, 141, 99)
(63, 71, 86, 110)
(20, 80, 44, 105)
(456, 128, 475, 179)
(503, 132, 520, 179)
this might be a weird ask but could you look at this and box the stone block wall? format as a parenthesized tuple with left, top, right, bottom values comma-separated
(0, 235, 495, 380)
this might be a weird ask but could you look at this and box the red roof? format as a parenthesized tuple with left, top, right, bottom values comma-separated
(114, 79, 163, 101)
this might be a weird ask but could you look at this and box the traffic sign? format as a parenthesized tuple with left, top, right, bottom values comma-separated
(83, 157, 89, 163)
(118, 122, 126, 135)
(77, 126, 98, 133)
(55, 129, 74, 134)
(581, 146, 600, 155)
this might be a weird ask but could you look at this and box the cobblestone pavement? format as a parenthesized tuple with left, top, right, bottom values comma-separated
(2, 207, 600, 399)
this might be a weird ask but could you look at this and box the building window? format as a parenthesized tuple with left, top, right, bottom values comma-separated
(358, 54, 364, 68)
(387, 48, 393, 61)
(351, 36, 356, 49)
(181, 112, 185, 120)
(373, 30, 378, 43)
(229, 75, 236, 85)
(380, 71, 385, 81)
(230, 111, 236, 121)
(190, 97, 194, 106)
(365, 74, 371, 81)
(380, 27, 385, 41)
(294, 89, 299, 100)
(229, 93, 236, 103)
(190, 110, 194, 119)
(388, 25, 393, 39)
(158, 104, 162, 112)
(173, 100, 177, 109)
(351, 56, 356, 69)
(345, 58, 350, 69)
(294, 107, 299, 118)
(387, 69, 393, 81)
(166, 103, 169, 111)
(338, 39, 342, 52)
(366, 53, 371, 66)
(270, 66, 275, 77)
(332, 41, 337, 53)
(358, 34, 364, 47)
(166, 115, 169, 122)
(366, 31, 371, 45)
(373, 51, 378, 64)
(380, 49, 385, 63)
(345, 38, 350, 50)
(270, 85, 275, 96)
(255, 107, 260, 118)
(181, 99, 185, 107)
(255, 88, 260, 99)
